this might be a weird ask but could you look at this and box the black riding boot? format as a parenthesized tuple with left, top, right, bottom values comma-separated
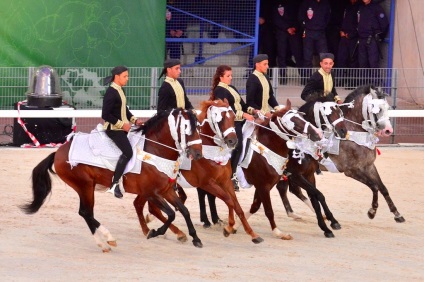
(108, 155, 129, 198)
(231, 148, 242, 192)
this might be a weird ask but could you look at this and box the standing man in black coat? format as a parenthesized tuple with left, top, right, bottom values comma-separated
(357, 0, 389, 86)
(246, 54, 281, 119)
(272, 0, 304, 85)
(338, 0, 360, 88)
(157, 59, 194, 112)
(298, 0, 331, 72)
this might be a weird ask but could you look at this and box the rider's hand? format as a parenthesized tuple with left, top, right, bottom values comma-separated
(135, 118, 143, 126)
(243, 113, 255, 121)
(122, 123, 131, 132)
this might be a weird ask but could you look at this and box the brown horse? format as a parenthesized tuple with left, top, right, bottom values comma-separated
(236, 98, 349, 238)
(21, 109, 205, 251)
(279, 85, 406, 223)
(144, 99, 264, 243)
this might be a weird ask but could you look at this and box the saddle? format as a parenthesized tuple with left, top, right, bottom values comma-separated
(68, 125, 143, 174)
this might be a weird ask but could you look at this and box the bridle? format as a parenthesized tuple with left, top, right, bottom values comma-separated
(199, 105, 236, 146)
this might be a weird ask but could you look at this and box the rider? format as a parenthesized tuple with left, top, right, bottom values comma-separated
(157, 58, 195, 113)
(246, 54, 281, 118)
(211, 65, 258, 192)
(301, 52, 342, 104)
(102, 66, 143, 198)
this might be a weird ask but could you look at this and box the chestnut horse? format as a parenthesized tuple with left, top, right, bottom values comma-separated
(279, 85, 406, 223)
(144, 99, 264, 243)
(21, 109, 205, 251)
(234, 98, 348, 238)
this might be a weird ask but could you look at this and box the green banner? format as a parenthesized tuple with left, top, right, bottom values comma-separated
(0, 0, 165, 67)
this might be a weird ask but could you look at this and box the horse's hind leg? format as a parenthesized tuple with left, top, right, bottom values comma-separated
(276, 180, 305, 219)
(144, 197, 177, 240)
(146, 200, 188, 242)
(289, 175, 335, 238)
(77, 188, 116, 252)
(197, 188, 213, 228)
(206, 191, 223, 225)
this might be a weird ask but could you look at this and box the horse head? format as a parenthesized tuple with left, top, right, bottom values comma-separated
(135, 108, 203, 160)
(174, 109, 203, 160)
(344, 85, 393, 137)
(271, 99, 323, 142)
(197, 99, 237, 148)
(299, 97, 348, 139)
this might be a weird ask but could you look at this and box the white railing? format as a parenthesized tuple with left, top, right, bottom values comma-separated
(1, 109, 424, 118)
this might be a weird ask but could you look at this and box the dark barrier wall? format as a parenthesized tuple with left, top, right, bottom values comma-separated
(0, 0, 165, 67)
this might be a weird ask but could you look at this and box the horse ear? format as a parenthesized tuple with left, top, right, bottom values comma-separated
(223, 98, 229, 106)
(286, 99, 291, 108)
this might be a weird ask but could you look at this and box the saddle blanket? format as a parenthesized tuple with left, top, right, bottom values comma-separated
(68, 128, 144, 174)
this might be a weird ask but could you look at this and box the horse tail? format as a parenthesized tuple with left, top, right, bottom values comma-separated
(20, 152, 56, 214)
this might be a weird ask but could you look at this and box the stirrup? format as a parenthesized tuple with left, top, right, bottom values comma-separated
(107, 182, 123, 199)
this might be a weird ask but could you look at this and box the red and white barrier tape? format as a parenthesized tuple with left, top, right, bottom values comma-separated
(16, 100, 76, 148)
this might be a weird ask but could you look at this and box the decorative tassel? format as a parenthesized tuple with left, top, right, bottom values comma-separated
(376, 147, 381, 155)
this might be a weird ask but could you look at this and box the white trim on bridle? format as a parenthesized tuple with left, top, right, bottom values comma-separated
(199, 105, 236, 146)
(313, 102, 344, 132)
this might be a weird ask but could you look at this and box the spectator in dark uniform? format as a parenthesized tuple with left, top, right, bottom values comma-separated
(157, 59, 194, 112)
(357, 0, 389, 85)
(337, 0, 360, 89)
(165, 8, 186, 60)
(211, 65, 258, 191)
(102, 66, 143, 198)
(246, 54, 281, 119)
(258, 0, 277, 69)
(298, 0, 331, 73)
(272, 0, 304, 85)
(301, 53, 342, 104)
(326, 0, 347, 67)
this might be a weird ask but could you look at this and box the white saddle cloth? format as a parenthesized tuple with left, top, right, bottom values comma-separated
(68, 127, 144, 174)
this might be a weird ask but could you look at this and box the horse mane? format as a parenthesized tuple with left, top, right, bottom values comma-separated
(344, 85, 386, 103)
(197, 99, 230, 123)
(133, 108, 198, 135)
(299, 96, 332, 113)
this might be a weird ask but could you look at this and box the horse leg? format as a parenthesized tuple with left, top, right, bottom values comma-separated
(144, 196, 177, 240)
(133, 195, 151, 236)
(345, 165, 405, 222)
(146, 200, 188, 242)
(196, 188, 213, 228)
(276, 180, 304, 220)
(206, 191, 224, 225)
(289, 174, 336, 238)
(257, 185, 293, 240)
(76, 184, 116, 252)
(163, 190, 203, 248)
(233, 188, 260, 231)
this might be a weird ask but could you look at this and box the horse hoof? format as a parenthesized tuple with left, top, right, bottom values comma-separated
(223, 228, 230, 237)
(331, 222, 342, 230)
(214, 219, 224, 226)
(147, 229, 156, 239)
(177, 234, 188, 243)
(367, 208, 377, 219)
(202, 223, 212, 229)
(281, 234, 293, 240)
(324, 232, 335, 238)
(102, 247, 112, 253)
(193, 240, 203, 248)
(395, 216, 406, 223)
(107, 240, 117, 247)
(232, 229, 237, 234)
(252, 237, 264, 244)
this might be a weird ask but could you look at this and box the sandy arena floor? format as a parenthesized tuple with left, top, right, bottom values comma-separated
(0, 146, 423, 281)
